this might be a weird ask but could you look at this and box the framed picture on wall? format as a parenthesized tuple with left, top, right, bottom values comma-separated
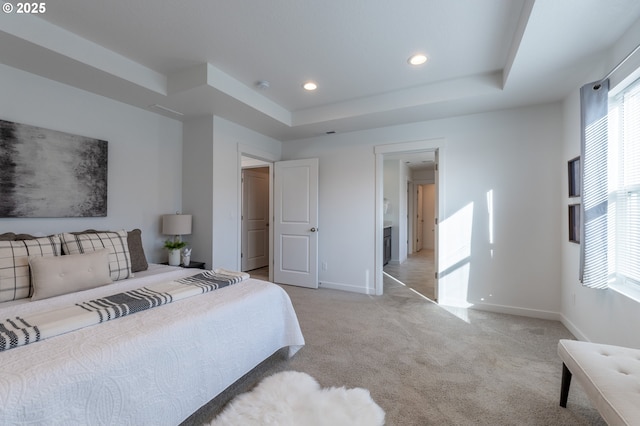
(568, 204, 580, 244)
(568, 156, 580, 197)
(0, 119, 107, 218)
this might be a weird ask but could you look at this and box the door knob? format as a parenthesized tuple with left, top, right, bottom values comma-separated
(310, 227, 317, 232)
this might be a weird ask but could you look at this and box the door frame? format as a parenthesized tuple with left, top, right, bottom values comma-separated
(237, 144, 277, 282)
(374, 138, 446, 296)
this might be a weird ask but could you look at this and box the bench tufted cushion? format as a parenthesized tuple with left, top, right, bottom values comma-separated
(558, 339, 640, 425)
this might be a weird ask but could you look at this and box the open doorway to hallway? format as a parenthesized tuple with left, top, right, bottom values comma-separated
(383, 179, 437, 300)
(378, 143, 440, 300)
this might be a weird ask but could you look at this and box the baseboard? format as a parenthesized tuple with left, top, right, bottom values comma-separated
(558, 314, 590, 341)
(467, 301, 562, 321)
(318, 283, 570, 322)
(319, 280, 373, 295)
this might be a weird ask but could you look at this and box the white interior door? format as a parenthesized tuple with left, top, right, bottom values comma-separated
(274, 158, 319, 288)
(241, 168, 269, 271)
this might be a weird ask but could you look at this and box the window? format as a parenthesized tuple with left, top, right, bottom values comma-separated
(608, 77, 640, 287)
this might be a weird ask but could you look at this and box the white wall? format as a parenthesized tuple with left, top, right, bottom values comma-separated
(281, 142, 376, 293)
(559, 18, 640, 348)
(559, 90, 640, 347)
(183, 115, 281, 270)
(182, 116, 215, 268)
(0, 64, 183, 263)
(283, 104, 564, 316)
(412, 168, 435, 183)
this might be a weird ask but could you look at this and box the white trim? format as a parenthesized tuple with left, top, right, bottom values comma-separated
(374, 138, 446, 296)
(319, 280, 373, 295)
(374, 139, 445, 155)
(467, 302, 561, 321)
(238, 144, 278, 162)
(609, 282, 640, 304)
(375, 153, 384, 296)
(559, 314, 590, 342)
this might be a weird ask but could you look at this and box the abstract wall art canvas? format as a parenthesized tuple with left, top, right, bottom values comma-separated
(0, 119, 108, 218)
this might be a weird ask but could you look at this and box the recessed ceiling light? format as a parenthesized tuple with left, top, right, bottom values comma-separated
(408, 54, 428, 66)
(303, 81, 318, 91)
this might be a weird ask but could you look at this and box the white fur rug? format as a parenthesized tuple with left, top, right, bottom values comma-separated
(209, 371, 385, 426)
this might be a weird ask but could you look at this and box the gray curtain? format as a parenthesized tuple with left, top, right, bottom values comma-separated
(579, 79, 609, 289)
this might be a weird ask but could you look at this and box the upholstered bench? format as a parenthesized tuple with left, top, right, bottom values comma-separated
(558, 339, 640, 425)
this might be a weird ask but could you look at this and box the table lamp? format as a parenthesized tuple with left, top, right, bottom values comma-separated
(162, 213, 192, 265)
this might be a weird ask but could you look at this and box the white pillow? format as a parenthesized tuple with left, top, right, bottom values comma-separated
(59, 230, 133, 281)
(30, 249, 112, 301)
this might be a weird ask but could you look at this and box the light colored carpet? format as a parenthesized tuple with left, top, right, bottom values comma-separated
(182, 278, 605, 425)
(209, 371, 385, 426)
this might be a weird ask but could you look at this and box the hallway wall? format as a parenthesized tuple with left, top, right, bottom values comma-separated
(422, 184, 436, 250)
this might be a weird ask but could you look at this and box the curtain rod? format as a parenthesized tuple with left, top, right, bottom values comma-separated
(599, 42, 640, 84)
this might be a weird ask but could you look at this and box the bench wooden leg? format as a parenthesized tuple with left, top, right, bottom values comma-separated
(560, 362, 572, 407)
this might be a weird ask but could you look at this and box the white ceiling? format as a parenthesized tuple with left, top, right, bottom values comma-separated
(1, 0, 640, 141)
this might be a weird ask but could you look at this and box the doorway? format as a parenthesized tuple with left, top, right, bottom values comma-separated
(374, 138, 445, 298)
(393, 181, 437, 299)
(239, 151, 320, 288)
(241, 166, 270, 273)
(240, 154, 273, 281)
(383, 167, 437, 300)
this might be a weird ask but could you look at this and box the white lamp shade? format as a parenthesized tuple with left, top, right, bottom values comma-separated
(162, 214, 192, 236)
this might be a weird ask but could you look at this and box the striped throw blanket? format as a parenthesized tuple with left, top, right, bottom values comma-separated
(0, 269, 249, 352)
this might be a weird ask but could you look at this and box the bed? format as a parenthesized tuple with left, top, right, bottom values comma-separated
(0, 256, 305, 425)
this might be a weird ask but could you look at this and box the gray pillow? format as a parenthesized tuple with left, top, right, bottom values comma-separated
(127, 229, 148, 273)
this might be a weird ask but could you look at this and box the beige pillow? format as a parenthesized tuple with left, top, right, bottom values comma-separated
(30, 249, 112, 301)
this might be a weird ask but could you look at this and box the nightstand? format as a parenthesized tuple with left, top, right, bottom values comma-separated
(182, 261, 205, 269)
(162, 261, 206, 269)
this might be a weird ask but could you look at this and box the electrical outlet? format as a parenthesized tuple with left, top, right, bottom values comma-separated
(322, 261, 328, 271)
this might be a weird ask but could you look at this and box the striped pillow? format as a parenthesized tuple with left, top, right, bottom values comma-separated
(60, 230, 132, 281)
(0, 235, 61, 302)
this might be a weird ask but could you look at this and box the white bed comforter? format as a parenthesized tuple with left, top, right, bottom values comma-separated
(0, 265, 305, 425)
